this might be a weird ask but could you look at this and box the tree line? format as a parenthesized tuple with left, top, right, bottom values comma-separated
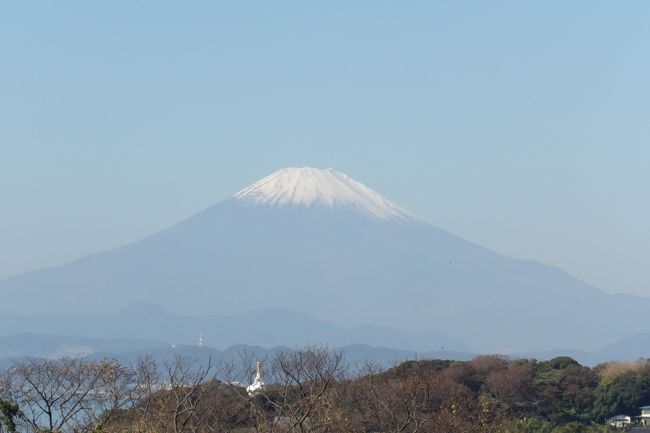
(2, 348, 649, 433)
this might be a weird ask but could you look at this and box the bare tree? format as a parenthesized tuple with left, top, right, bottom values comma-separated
(0, 349, 546, 433)
(171, 354, 214, 433)
(255, 347, 346, 433)
(5, 357, 141, 433)
(135, 354, 217, 433)
(83, 359, 146, 432)
(345, 361, 435, 433)
(117, 354, 161, 433)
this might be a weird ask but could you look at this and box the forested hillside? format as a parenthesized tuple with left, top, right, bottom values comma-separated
(3, 349, 650, 432)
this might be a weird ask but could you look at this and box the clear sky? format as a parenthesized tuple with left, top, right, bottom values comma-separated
(1, 1, 649, 296)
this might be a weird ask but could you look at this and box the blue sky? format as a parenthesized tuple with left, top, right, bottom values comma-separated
(1, 1, 649, 295)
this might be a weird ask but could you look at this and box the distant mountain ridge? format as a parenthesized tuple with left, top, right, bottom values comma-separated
(2, 167, 650, 353)
(2, 331, 650, 371)
(0, 338, 476, 374)
(0, 302, 469, 352)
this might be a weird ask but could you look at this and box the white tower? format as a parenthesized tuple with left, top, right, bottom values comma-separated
(197, 334, 203, 347)
(246, 361, 265, 396)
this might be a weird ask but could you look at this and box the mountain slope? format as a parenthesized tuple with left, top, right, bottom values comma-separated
(1, 167, 649, 352)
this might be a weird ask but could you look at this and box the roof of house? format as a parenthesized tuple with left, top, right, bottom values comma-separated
(640, 406, 650, 409)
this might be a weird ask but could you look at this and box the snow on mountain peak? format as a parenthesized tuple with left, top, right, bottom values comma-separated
(233, 167, 416, 221)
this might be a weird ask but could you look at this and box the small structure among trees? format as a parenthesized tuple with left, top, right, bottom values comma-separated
(606, 414, 631, 428)
(246, 361, 265, 396)
(635, 405, 650, 426)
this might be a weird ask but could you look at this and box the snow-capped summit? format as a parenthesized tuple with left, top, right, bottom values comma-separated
(233, 167, 415, 221)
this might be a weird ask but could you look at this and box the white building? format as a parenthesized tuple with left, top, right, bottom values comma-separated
(246, 361, 265, 396)
(606, 414, 631, 428)
(635, 405, 650, 426)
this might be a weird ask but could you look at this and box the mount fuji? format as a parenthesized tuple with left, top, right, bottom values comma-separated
(2, 167, 650, 353)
